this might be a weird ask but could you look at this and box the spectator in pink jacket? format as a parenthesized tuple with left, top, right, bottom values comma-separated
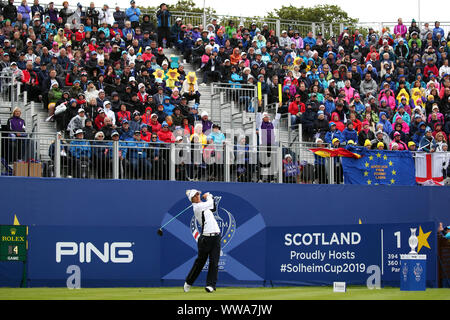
(378, 87, 396, 109)
(428, 104, 445, 124)
(392, 115, 410, 134)
(394, 18, 408, 38)
(343, 80, 356, 104)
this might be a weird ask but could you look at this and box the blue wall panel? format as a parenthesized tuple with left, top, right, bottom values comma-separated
(0, 177, 447, 287)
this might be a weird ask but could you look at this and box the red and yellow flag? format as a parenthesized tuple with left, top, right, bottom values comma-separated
(309, 148, 362, 159)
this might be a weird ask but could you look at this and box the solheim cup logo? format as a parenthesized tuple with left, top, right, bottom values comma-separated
(190, 196, 237, 251)
(413, 263, 423, 282)
(162, 191, 266, 282)
(402, 263, 408, 281)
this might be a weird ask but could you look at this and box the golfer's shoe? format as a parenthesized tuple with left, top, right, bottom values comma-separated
(183, 282, 191, 292)
(205, 286, 214, 293)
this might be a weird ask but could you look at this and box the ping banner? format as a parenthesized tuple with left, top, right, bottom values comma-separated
(17, 221, 436, 287)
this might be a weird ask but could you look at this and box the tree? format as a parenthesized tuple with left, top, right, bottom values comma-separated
(268, 4, 358, 25)
(138, 0, 216, 17)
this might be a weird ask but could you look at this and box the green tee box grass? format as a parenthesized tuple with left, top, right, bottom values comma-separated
(0, 286, 449, 300)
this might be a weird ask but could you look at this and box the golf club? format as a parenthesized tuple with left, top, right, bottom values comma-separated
(157, 204, 193, 236)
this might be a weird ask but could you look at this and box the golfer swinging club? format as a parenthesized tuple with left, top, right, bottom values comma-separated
(184, 189, 221, 293)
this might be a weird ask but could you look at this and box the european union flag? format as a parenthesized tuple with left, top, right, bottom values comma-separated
(341, 147, 416, 186)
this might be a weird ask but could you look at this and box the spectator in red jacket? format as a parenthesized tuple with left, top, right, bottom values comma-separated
(331, 112, 345, 132)
(288, 94, 305, 126)
(148, 113, 162, 134)
(158, 121, 175, 143)
(424, 58, 439, 80)
(95, 109, 106, 130)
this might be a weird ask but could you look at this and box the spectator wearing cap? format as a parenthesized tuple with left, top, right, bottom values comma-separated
(288, 94, 305, 126)
(48, 80, 63, 112)
(92, 130, 111, 179)
(69, 129, 92, 177)
(141, 15, 156, 39)
(390, 131, 408, 150)
(377, 112, 393, 135)
(100, 116, 115, 140)
(118, 119, 133, 141)
(113, 6, 126, 29)
(141, 107, 154, 126)
(207, 124, 225, 146)
(357, 120, 375, 146)
(128, 130, 152, 179)
(139, 123, 151, 142)
(83, 118, 97, 141)
(407, 141, 417, 151)
(158, 121, 175, 143)
(200, 111, 213, 134)
(148, 112, 162, 134)
(84, 80, 99, 103)
(342, 121, 358, 144)
(67, 107, 87, 138)
(432, 21, 445, 42)
(171, 18, 184, 47)
(94, 108, 106, 130)
(156, 3, 172, 48)
(153, 103, 167, 124)
(129, 111, 142, 133)
(371, 130, 389, 150)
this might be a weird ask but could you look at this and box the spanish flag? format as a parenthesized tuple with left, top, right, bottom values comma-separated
(309, 148, 362, 159)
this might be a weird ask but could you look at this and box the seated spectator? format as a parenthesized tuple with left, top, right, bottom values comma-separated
(342, 121, 358, 144)
(358, 120, 375, 146)
(69, 129, 92, 178)
(282, 154, 300, 184)
(419, 127, 436, 152)
(324, 122, 343, 144)
(67, 108, 87, 138)
(390, 131, 409, 150)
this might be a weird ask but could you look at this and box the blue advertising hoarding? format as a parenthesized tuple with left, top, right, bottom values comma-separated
(0, 177, 445, 287)
(265, 222, 436, 287)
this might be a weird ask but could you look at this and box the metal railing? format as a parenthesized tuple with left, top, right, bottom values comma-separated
(3, 131, 449, 185)
(355, 21, 450, 35)
(210, 82, 257, 132)
(12, 1, 345, 38)
(0, 72, 22, 112)
(0, 131, 342, 184)
(11, 1, 450, 39)
(0, 73, 38, 135)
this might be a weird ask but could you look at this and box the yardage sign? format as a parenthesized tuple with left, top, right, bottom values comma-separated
(0, 225, 27, 261)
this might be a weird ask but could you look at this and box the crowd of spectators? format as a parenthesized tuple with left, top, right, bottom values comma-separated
(1, 0, 450, 182)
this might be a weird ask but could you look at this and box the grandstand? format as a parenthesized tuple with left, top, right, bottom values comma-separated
(0, 0, 450, 298)
(0, 1, 450, 185)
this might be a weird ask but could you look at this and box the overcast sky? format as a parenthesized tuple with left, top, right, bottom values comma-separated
(54, 0, 450, 25)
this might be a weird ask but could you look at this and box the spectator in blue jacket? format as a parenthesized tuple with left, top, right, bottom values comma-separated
(433, 21, 445, 41)
(342, 121, 358, 144)
(303, 31, 316, 48)
(128, 131, 152, 179)
(69, 129, 92, 178)
(324, 122, 343, 144)
(418, 127, 436, 152)
(156, 3, 171, 48)
(125, 0, 141, 29)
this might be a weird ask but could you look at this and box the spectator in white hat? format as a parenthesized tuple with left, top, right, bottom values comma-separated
(103, 100, 116, 126)
(200, 110, 213, 134)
